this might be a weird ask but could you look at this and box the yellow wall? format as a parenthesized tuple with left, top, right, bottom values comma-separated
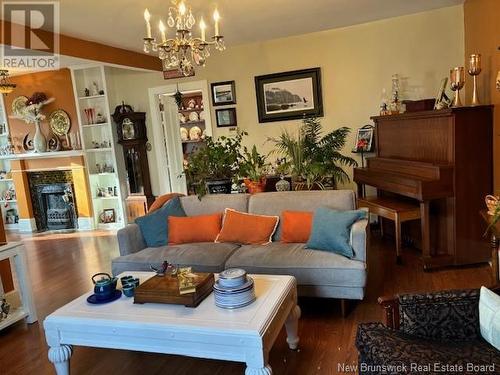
(464, 0, 500, 195)
(106, 6, 465, 195)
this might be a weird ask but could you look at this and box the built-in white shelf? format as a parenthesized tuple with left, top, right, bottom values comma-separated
(0, 306, 28, 331)
(0, 179, 13, 182)
(0, 199, 17, 203)
(78, 94, 106, 100)
(86, 148, 112, 153)
(0, 133, 9, 137)
(82, 123, 109, 129)
(71, 64, 125, 230)
(0, 150, 84, 160)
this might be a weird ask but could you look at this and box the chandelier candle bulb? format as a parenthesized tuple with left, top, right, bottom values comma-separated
(144, 9, 152, 38)
(179, 1, 186, 16)
(200, 18, 206, 41)
(213, 9, 220, 36)
(159, 20, 167, 43)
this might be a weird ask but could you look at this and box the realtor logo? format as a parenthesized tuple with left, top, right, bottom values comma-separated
(1, 1, 60, 70)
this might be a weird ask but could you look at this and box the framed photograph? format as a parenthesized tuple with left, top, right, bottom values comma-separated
(101, 208, 116, 223)
(215, 108, 237, 128)
(354, 126, 374, 152)
(211, 81, 236, 106)
(434, 77, 451, 110)
(254, 67, 323, 123)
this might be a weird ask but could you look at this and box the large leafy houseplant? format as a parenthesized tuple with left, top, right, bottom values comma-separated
(269, 116, 357, 190)
(184, 132, 246, 198)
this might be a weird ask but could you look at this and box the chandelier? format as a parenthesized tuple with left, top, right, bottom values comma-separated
(143, 1, 225, 76)
(0, 70, 16, 95)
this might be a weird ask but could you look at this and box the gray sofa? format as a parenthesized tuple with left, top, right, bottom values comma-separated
(113, 190, 368, 301)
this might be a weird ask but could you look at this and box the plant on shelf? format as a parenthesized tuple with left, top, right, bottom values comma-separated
(184, 131, 247, 198)
(269, 116, 357, 190)
(239, 145, 269, 194)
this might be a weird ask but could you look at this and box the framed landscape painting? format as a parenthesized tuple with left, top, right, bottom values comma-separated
(215, 108, 237, 127)
(211, 81, 236, 106)
(254, 67, 323, 123)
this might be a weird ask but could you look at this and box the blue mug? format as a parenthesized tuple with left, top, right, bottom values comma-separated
(123, 284, 135, 297)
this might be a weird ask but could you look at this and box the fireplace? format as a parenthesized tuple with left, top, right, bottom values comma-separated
(28, 171, 78, 232)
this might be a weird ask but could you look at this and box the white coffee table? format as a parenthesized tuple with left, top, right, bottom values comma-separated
(44, 272, 301, 375)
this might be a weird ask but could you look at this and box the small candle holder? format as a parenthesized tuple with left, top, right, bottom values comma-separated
(468, 54, 482, 106)
(450, 67, 465, 107)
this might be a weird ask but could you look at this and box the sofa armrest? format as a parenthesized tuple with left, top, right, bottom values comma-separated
(117, 224, 146, 256)
(351, 218, 368, 263)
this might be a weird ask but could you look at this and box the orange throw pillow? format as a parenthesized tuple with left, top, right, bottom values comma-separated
(216, 209, 279, 245)
(149, 193, 184, 213)
(168, 213, 222, 245)
(281, 211, 314, 243)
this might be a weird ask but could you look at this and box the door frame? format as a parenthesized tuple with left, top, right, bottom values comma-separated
(148, 80, 213, 195)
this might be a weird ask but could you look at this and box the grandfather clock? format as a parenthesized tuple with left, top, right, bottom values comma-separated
(112, 106, 154, 220)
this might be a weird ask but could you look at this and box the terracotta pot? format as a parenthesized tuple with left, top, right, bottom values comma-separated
(244, 177, 266, 194)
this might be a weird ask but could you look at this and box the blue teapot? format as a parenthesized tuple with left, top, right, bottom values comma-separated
(92, 273, 117, 300)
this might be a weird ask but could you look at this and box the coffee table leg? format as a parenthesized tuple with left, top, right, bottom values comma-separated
(48, 345, 72, 375)
(285, 305, 301, 350)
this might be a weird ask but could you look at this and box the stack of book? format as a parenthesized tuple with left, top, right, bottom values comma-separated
(213, 269, 256, 309)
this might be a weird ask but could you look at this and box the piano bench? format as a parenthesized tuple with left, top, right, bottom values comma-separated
(357, 196, 421, 264)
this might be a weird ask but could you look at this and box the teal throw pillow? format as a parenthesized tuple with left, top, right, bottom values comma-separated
(306, 207, 366, 258)
(135, 196, 186, 247)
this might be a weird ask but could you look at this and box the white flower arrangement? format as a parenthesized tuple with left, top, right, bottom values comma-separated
(11, 92, 55, 124)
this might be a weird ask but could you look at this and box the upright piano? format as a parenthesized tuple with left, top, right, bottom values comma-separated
(354, 105, 494, 269)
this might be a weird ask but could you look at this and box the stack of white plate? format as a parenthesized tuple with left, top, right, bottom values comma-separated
(214, 269, 256, 309)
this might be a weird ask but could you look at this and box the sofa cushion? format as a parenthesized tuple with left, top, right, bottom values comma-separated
(135, 196, 186, 247)
(480, 286, 500, 350)
(180, 194, 249, 216)
(247, 190, 356, 240)
(112, 242, 240, 276)
(216, 209, 279, 245)
(356, 322, 500, 370)
(225, 242, 366, 287)
(281, 211, 313, 243)
(168, 213, 222, 244)
(306, 208, 367, 258)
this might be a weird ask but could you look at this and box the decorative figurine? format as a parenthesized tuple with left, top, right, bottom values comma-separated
(84, 88, 90, 97)
(91, 82, 99, 96)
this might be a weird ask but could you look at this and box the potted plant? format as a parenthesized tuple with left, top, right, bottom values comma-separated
(240, 145, 269, 194)
(269, 116, 357, 190)
(184, 132, 246, 198)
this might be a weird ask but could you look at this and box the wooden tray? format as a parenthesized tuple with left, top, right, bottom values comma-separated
(134, 273, 214, 307)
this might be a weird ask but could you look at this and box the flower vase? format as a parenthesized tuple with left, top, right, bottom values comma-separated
(33, 121, 47, 153)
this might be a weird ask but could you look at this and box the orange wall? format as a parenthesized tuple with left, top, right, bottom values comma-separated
(464, 0, 500, 194)
(4, 68, 79, 149)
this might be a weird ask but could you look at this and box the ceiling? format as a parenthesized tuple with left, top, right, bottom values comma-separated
(55, 0, 464, 53)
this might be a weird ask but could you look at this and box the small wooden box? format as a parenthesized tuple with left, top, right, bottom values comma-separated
(134, 273, 214, 307)
(402, 99, 436, 112)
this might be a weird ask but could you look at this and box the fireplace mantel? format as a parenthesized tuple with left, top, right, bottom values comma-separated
(0, 150, 84, 161)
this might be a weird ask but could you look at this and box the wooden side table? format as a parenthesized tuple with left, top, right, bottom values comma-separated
(358, 196, 421, 264)
(0, 242, 37, 331)
(481, 210, 500, 284)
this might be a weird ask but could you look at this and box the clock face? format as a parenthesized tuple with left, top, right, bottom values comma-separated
(122, 118, 135, 140)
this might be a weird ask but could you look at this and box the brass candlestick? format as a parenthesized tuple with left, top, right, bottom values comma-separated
(468, 54, 482, 105)
(450, 67, 465, 107)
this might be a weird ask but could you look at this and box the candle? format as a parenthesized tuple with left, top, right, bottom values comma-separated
(199, 17, 206, 41)
(144, 9, 152, 38)
(179, 1, 186, 15)
(159, 20, 167, 43)
(213, 9, 220, 36)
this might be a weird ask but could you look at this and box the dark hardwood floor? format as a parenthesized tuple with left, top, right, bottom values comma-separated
(0, 230, 494, 374)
